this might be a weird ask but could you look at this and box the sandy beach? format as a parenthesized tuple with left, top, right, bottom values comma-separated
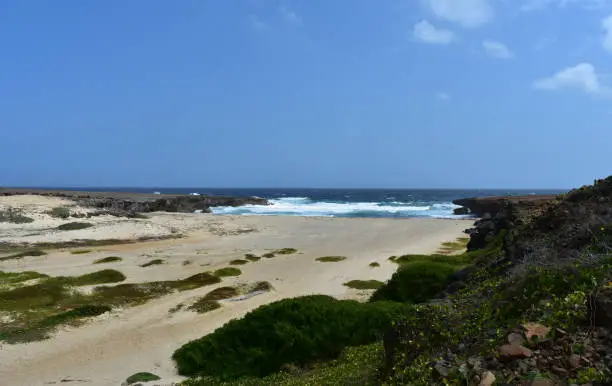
(0, 195, 472, 386)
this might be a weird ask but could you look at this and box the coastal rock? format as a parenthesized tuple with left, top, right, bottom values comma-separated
(499, 343, 533, 362)
(479, 371, 496, 386)
(588, 288, 612, 328)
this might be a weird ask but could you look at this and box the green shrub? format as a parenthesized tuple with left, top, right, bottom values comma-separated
(125, 372, 161, 384)
(1, 249, 47, 261)
(369, 262, 380, 267)
(47, 206, 71, 219)
(244, 254, 261, 262)
(57, 269, 126, 286)
(213, 267, 242, 277)
(316, 256, 346, 262)
(392, 253, 471, 266)
(274, 248, 298, 255)
(188, 299, 221, 314)
(172, 295, 410, 380)
(370, 261, 456, 303)
(57, 222, 93, 231)
(70, 249, 92, 255)
(229, 259, 248, 265)
(93, 256, 122, 264)
(201, 286, 238, 301)
(344, 280, 384, 290)
(140, 259, 164, 267)
(262, 252, 275, 258)
(0, 208, 34, 224)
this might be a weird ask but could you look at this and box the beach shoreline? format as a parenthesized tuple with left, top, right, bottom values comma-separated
(0, 194, 472, 385)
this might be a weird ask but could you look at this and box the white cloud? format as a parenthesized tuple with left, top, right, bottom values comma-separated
(521, 0, 612, 10)
(603, 14, 612, 52)
(533, 63, 610, 96)
(413, 20, 455, 44)
(426, 0, 493, 28)
(280, 7, 302, 26)
(436, 92, 451, 100)
(250, 14, 267, 30)
(482, 40, 514, 58)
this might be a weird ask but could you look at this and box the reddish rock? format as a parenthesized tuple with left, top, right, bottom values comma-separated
(523, 323, 551, 342)
(499, 344, 533, 362)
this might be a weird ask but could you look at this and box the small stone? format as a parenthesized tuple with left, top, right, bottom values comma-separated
(568, 354, 581, 369)
(499, 344, 533, 362)
(508, 332, 526, 345)
(479, 371, 496, 386)
(551, 365, 568, 376)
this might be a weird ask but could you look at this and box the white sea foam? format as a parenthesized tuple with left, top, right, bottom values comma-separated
(211, 197, 466, 218)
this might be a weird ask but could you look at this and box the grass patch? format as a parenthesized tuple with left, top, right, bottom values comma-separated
(244, 253, 261, 262)
(125, 372, 161, 385)
(0, 249, 47, 261)
(370, 261, 456, 303)
(262, 252, 275, 258)
(274, 248, 298, 255)
(56, 269, 126, 286)
(70, 249, 92, 255)
(213, 267, 242, 277)
(188, 299, 222, 314)
(369, 262, 380, 267)
(93, 256, 122, 264)
(344, 280, 384, 290)
(173, 295, 411, 380)
(316, 256, 347, 263)
(229, 259, 248, 265)
(47, 206, 70, 219)
(56, 222, 93, 231)
(435, 237, 470, 255)
(0, 270, 221, 343)
(202, 286, 239, 301)
(140, 258, 164, 267)
(0, 208, 34, 224)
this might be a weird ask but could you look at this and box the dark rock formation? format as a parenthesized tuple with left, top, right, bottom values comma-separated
(0, 188, 268, 216)
(453, 195, 558, 218)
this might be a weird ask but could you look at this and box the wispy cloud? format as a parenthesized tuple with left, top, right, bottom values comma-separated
(425, 0, 493, 28)
(279, 7, 302, 26)
(533, 63, 611, 96)
(413, 20, 455, 44)
(436, 92, 451, 100)
(521, 0, 612, 11)
(250, 14, 267, 30)
(482, 40, 514, 58)
(603, 14, 612, 52)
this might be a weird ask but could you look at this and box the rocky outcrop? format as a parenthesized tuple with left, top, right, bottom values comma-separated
(453, 195, 558, 218)
(0, 188, 268, 216)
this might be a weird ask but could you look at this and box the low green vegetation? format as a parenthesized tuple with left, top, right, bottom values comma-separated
(370, 261, 455, 303)
(213, 267, 242, 277)
(244, 253, 261, 262)
(93, 256, 122, 264)
(274, 248, 298, 255)
(47, 206, 71, 219)
(125, 372, 161, 384)
(201, 286, 239, 301)
(57, 222, 94, 231)
(435, 237, 470, 254)
(343, 280, 384, 290)
(140, 259, 164, 267)
(315, 256, 347, 262)
(0, 208, 34, 224)
(70, 249, 92, 255)
(369, 262, 380, 267)
(188, 299, 221, 314)
(172, 295, 411, 380)
(0, 249, 47, 261)
(229, 259, 248, 265)
(0, 269, 220, 343)
(262, 252, 275, 258)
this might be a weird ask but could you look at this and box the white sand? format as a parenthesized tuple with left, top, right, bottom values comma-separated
(0, 195, 472, 386)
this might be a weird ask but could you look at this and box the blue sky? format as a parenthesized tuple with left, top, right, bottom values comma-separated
(1, 0, 611, 189)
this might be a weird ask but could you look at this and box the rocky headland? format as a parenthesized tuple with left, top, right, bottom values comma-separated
(0, 188, 268, 217)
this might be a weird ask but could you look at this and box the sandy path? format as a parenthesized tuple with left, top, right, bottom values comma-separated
(0, 214, 472, 386)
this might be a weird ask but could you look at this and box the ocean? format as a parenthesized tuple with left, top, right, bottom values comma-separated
(47, 188, 566, 219)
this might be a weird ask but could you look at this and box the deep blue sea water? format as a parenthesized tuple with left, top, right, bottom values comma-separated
(40, 187, 566, 219)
